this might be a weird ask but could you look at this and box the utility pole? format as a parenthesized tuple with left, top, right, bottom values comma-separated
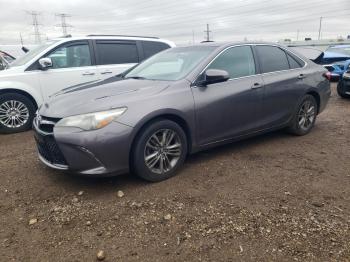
(55, 13, 72, 36)
(26, 11, 42, 44)
(19, 33, 24, 46)
(296, 29, 299, 41)
(204, 24, 211, 41)
(318, 17, 323, 40)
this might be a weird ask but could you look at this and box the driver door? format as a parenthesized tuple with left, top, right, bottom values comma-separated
(191, 45, 264, 145)
(38, 41, 98, 99)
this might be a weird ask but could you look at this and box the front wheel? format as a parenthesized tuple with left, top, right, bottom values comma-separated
(132, 119, 188, 182)
(0, 93, 36, 134)
(288, 95, 318, 136)
(337, 81, 350, 99)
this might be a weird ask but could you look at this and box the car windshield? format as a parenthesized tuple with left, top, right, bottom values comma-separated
(125, 46, 216, 81)
(326, 46, 350, 56)
(10, 41, 59, 67)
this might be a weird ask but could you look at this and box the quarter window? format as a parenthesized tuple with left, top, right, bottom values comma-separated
(256, 46, 289, 73)
(48, 43, 92, 69)
(287, 53, 304, 69)
(96, 41, 138, 65)
(207, 46, 256, 79)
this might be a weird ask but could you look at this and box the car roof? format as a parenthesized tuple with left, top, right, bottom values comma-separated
(193, 41, 284, 48)
(51, 35, 176, 47)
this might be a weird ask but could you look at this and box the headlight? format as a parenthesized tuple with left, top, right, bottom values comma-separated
(56, 107, 127, 131)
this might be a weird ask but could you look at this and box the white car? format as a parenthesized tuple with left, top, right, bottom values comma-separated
(0, 35, 175, 134)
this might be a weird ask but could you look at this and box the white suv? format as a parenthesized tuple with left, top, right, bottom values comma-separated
(0, 35, 175, 133)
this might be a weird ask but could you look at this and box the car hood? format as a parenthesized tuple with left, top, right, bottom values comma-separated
(0, 65, 25, 76)
(39, 77, 171, 118)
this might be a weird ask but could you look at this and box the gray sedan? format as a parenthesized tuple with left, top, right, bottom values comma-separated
(33, 42, 331, 181)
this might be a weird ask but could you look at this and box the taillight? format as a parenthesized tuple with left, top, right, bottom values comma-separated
(323, 71, 331, 81)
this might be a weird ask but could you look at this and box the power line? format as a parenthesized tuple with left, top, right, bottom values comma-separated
(26, 11, 42, 44)
(55, 13, 72, 36)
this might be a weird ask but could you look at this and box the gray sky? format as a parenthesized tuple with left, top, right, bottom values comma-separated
(0, 0, 349, 45)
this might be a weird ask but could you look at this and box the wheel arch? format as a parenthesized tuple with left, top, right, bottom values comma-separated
(128, 110, 194, 169)
(305, 90, 320, 113)
(0, 88, 40, 110)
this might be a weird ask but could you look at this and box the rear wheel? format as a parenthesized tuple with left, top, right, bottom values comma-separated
(288, 95, 317, 136)
(337, 81, 350, 99)
(132, 119, 187, 182)
(0, 93, 36, 134)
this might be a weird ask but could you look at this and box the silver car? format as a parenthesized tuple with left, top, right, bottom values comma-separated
(34, 42, 331, 181)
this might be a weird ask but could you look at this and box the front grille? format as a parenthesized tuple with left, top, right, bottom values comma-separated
(35, 133, 67, 166)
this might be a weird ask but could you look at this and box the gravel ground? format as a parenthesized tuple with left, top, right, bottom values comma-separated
(0, 84, 349, 261)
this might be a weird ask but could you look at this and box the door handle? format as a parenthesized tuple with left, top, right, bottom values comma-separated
(82, 72, 95, 76)
(251, 82, 263, 89)
(101, 71, 113, 75)
(298, 74, 305, 79)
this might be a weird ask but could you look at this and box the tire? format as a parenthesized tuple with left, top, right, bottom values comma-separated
(337, 81, 350, 99)
(288, 95, 318, 136)
(0, 93, 36, 134)
(132, 119, 188, 182)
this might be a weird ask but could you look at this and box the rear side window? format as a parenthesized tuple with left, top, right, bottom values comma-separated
(256, 46, 289, 73)
(207, 45, 256, 79)
(96, 41, 139, 65)
(142, 41, 171, 59)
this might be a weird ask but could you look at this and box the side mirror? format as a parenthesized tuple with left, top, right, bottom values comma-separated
(197, 69, 230, 86)
(38, 57, 53, 70)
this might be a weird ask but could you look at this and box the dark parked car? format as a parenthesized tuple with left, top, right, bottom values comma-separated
(338, 68, 350, 98)
(34, 42, 331, 181)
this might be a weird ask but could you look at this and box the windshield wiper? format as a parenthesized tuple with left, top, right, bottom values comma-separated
(125, 76, 147, 80)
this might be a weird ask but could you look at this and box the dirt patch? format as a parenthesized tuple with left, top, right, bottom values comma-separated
(0, 84, 349, 261)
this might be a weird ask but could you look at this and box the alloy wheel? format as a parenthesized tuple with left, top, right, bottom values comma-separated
(298, 100, 315, 131)
(144, 129, 182, 174)
(0, 100, 29, 128)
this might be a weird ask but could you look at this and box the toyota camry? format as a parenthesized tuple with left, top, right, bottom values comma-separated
(33, 42, 331, 181)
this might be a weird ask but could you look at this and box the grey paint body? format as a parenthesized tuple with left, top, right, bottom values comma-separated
(34, 42, 331, 176)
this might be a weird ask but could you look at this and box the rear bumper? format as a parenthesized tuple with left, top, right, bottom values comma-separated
(318, 80, 331, 114)
(33, 118, 134, 176)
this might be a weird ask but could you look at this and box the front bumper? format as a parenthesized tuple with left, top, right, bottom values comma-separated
(33, 117, 134, 176)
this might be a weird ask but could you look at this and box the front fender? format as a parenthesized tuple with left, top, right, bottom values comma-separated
(0, 80, 43, 106)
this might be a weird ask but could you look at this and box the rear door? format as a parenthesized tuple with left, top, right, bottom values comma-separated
(94, 40, 139, 79)
(254, 45, 306, 128)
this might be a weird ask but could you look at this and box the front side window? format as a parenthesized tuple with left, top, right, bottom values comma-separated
(207, 45, 256, 78)
(256, 46, 290, 73)
(96, 41, 138, 65)
(48, 43, 92, 69)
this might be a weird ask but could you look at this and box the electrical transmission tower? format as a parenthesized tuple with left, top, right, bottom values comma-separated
(204, 24, 212, 42)
(26, 11, 42, 44)
(55, 13, 72, 36)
